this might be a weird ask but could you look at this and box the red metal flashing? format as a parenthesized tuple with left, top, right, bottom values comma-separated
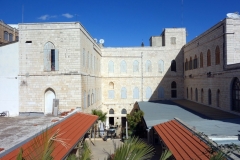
(1, 112, 98, 160)
(154, 120, 211, 160)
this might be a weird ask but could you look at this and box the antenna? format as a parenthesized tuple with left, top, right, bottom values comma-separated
(22, 5, 24, 23)
(181, 0, 184, 26)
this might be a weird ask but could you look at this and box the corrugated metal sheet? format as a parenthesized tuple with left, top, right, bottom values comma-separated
(1, 112, 98, 160)
(154, 120, 210, 160)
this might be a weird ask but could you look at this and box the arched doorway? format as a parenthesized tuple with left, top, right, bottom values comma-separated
(232, 78, 240, 112)
(44, 89, 56, 114)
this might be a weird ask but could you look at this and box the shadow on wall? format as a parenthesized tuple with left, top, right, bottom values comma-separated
(148, 48, 184, 102)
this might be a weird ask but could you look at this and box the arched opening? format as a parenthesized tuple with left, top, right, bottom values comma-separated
(171, 81, 177, 98)
(217, 89, 220, 107)
(215, 46, 220, 65)
(121, 108, 127, 114)
(208, 89, 212, 105)
(191, 88, 193, 100)
(44, 88, 56, 114)
(201, 89, 204, 103)
(109, 109, 114, 126)
(171, 60, 176, 71)
(158, 87, 164, 99)
(195, 88, 198, 102)
(109, 82, 114, 89)
(232, 78, 240, 112)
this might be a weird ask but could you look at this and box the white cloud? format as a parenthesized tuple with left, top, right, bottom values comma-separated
(38, 15, 57, 20)
(62, 13, 73, 18)
(38, 15, 49, 20)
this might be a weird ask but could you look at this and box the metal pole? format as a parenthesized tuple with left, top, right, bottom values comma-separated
(126, 121, 128, 139)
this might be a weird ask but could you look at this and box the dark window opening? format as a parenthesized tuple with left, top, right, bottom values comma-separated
(171, 60, 176, 72)
(232, 78, 240, 112)
(25, 41, 32, 43)
(51, 49, 55, 71)
(208, 89, 212, 105)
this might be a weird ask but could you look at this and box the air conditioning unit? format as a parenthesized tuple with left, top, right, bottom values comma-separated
(52, 99, 59, 116)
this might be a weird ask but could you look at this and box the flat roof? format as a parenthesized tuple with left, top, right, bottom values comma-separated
(0, 111, 98, 159)
(137, 101, 240, 137)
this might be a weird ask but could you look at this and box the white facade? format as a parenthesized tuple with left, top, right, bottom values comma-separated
(0, 42, 19, 116)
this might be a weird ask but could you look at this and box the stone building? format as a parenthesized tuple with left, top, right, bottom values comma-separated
(9, 16, 240, 127)
(184, 18, 240, 114)
(0, 20, 19, 45)
(17, 22, 185, 127)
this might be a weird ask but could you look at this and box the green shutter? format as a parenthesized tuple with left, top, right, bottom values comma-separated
(44, 49, 51, 71)
(55, 49, 59, 71)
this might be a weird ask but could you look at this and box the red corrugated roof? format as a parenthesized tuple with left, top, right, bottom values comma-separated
(154, 120, 211, 160)
(1, 112, 98, 160)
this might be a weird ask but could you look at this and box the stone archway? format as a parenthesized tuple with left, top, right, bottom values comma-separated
(44, 88, 56, 114)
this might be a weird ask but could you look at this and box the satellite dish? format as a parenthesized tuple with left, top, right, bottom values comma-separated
(226, 12, 240, 19)
(94, 38, 98, 43)
(99, 39, 104, 44)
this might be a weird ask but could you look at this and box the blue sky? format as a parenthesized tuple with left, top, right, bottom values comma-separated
(1, 0, 239, 47)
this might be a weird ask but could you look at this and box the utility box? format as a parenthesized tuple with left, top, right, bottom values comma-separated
(52, 99, 59, 116)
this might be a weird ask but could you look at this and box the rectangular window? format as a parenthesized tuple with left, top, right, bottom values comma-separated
(9, 34, 13, 41)
(4, 31, 8, 41)
(108, 90, 114, 99)
(51, 50, 55, 71)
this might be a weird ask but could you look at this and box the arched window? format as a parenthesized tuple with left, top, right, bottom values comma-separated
(108, 82, 114, 99)
(109, 109, 114, 114)
(146, 87, 152, 99)
(191, 88, 193, 100)
(158, 60, 164, 73)
(133, 87, 139, 99)
(208, 89, 212, 105)
(109, 82, 114, 89)
(133, 60, 139, 72)
(145, 60, 152, 72)
(185, 59, 188, 71)
(200, 52, 203, 68)
(158, 87, 164, 99)
(44, 42, 59, 71)
(108, 61, 114, 73)
(4, 31, 8, 41)
(193, 55, 198, 69)
(201, 89, 204, 103)
(120, 60, 127, 73)
(171, 81, 177, 98)
(195, 88, 198, 102)
(121, 108, 127, 114)
(207, 49, 211, 66)
(187, 88, 188, 99)
(215, 46, 220, 65)
(171, 60, 176, 72)
(232, 78, 240, 112)
(88, 93, 90, 107)
(84, 91, 86, 109)
(91, 93, 94, 105)
(83, 48, 85, 67)
(189, 57, 192, 70)
(121, 87, 127, 99)
(9, 33, 13, 42)
(217, 89, 220, 107)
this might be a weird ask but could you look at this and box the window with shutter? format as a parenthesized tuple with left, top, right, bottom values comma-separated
(133, 87, 139, 99)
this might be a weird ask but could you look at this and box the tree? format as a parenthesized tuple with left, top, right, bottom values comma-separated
(126, 110, 144, 136)
(105, 137, 155, 160)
